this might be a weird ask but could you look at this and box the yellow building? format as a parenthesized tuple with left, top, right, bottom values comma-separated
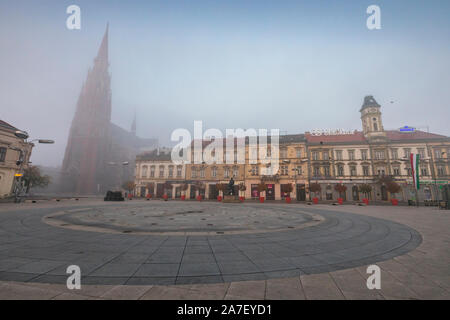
(0, 120, 33, 198)
(134, 96, 450, 203)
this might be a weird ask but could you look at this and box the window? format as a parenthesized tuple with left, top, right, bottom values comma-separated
(377, 168, 385, 176)
(142, 166, 148, 178)
(361, 150, 368, 160)
(393, 167, 400, 176)
(350, 166, 357, 176)
(251, 165, 258, 176)
(434, 149, 442, 159)
(337, 165, 344, 176)
(348, 150, 355, 161)
(323, 152, 329, 160)
(374, 150, 385, 160)
(280, 148, 287, 159)
(313, 167, 320, 177)
(233, 166, 239, 177)
(281, 165, 289, 175)
(323, 166, 330, 176)
(250, 148, 258, 161)
(224, 167, 230, 178)
(363, 166, 370, 176)
(437, 166, 446, 176)
(177, 166, 182, 177)
(296, 148, 302, 158)
(150, 166, 155, 177)
(404, 148, 411, 158)
(406, 168, 411, 176)
(418, 148, 426, 159)
(294, 166, 302, 175)
(211, 167, 217, 177)
(335, 150, 343, 161)
(168, 166, 173, 177)
(191, 167, 197, 178)
(312, 151, 319, 161)
(159, 166, 164, 177)
(391, 149, 398, 160)
(200, 167, 205, 178)
(421, 168, 428, 176)
(0, 147, 6, 162)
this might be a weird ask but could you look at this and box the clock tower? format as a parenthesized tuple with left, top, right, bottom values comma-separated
(360, 95, 387, 141)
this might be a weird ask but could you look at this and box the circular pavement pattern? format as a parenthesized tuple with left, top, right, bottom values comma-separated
(0, 202, 422, 285)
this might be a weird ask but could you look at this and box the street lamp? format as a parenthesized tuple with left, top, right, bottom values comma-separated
(11, 132, 55, 203)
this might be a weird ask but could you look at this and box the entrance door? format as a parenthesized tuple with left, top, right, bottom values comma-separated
(156, 184, 164, 198)
(190, 186, 197, 199)
(296, 184, 306, 201)
(352, 186, 359, 201)
(266, 184, 275, 200)
(209, 184, 218, 199)
(381, 185, 388, 201)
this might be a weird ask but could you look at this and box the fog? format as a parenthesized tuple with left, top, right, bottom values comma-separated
(1, 0, 449, 167)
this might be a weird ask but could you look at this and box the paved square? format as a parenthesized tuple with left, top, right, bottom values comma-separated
(0, 199, 449, 299)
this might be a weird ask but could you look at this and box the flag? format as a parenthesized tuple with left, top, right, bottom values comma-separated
(410, 153, 420, 190)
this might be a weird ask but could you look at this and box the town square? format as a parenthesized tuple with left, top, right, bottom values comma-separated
(0, 0, 449, 305)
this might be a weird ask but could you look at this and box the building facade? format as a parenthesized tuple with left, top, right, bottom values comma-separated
(133, 96, 450, 202)
(0, 120, 33, 198)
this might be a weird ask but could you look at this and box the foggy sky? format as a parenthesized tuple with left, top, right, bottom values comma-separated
(1, 0, 450, 167)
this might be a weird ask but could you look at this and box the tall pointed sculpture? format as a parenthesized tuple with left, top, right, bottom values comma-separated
(62, 25, 112, 194)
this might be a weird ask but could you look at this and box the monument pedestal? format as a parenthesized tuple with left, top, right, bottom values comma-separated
(222, 195, 240, 203)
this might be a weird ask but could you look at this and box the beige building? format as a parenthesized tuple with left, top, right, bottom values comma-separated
(134, 148, 186, 198)
(0, 120, 33, 198)
(133, 96, 450, 203)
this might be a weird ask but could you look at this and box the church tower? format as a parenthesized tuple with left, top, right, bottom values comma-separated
(61, 25, 112, 194)
(360, 95, 387, 141)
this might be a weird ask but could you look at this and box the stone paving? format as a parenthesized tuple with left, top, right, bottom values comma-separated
(0, 199, 449, 299)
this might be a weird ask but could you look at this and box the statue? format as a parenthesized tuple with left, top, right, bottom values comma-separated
(227, 177, 235, 196)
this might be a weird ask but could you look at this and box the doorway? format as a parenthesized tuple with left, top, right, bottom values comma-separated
(296, 184, 306, 201)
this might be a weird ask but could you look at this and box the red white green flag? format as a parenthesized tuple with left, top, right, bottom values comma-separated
(410, 153, 420, 190)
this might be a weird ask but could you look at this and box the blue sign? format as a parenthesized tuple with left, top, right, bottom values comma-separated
(399, 126, 415, 132)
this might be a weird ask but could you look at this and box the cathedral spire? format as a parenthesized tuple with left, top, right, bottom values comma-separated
(131, 110, 136, 136)
(94, 23, 109, 69)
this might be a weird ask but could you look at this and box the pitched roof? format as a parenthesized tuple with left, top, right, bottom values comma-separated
(385, 130, 449, 142)
(305, 131, 367, 144)
(136, 148, 172, 161)
(0, 119, 19, 131)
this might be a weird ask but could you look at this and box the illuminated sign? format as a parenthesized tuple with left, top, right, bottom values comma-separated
(311, 128, 357, 136)
(399, 126, 415, 132)
(14, 173, 23, 177)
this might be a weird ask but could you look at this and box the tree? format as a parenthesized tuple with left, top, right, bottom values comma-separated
(375, 174, 393, 186)
(163, 181, 173, 194)
(257, 182, 267, 197)
(386, 181, 402, 199)
(122, 181, 136, 193)
(334, 183, 347, 198)
(22, 166, 51, 193)
(238, 183, 247, 197)
(359, 184, 372, 199)
(146, 182, 154, 195)
(282, 183, 293, 197)
(180, 183, 189, 196)
(216, 183, 226, 196)
(309, 183, 321, 198)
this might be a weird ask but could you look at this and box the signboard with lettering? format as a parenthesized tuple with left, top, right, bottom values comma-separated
(399, 125, 415, 132)
(310, 128, 357, 136)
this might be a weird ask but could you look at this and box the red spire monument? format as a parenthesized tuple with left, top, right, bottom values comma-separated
(62, 25, 157, 194)
(62, 25, 113, 194)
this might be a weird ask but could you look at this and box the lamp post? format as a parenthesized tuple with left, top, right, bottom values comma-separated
(11, 131, 54, 203)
